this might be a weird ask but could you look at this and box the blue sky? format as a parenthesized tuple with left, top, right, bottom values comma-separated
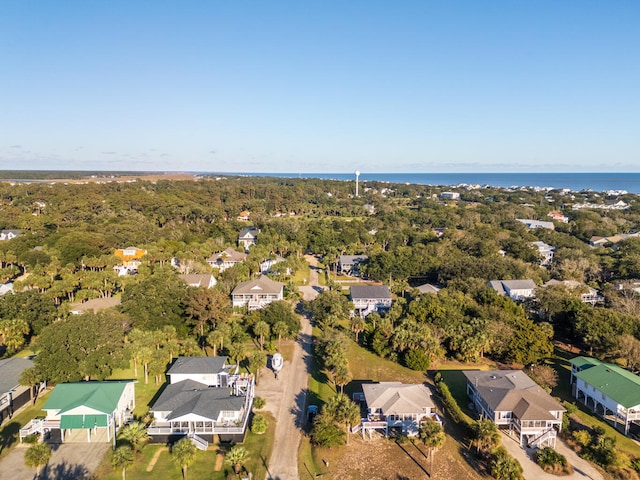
(1, 1, 638, 173)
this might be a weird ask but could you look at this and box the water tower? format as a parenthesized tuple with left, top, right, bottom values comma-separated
(355, 170, 360, 197)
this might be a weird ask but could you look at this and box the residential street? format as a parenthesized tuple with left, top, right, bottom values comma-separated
(256, 256, 322, 480)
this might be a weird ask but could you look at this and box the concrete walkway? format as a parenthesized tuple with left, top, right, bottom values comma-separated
(500, 432, 603, 480)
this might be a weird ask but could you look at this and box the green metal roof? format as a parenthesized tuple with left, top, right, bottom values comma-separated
(572, 358, 640, 408)
(44, 381, 132, 415)
(569, 356, 601, 370)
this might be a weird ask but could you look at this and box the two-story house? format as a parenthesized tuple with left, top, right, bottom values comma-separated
(570, 357, 640, 436)
(238, 227, 259, 251)
(339, 255, 368, 277)
(231, 276, 284, 311)
(357, 382, 441, 439)
(148, 357, 254, 445)
(207, 248, 247, 272)
(464, 370, 564, 448)
(350, 285, 392, 317)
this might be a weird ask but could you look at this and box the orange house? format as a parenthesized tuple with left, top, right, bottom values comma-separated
(114, 247, 147, 268)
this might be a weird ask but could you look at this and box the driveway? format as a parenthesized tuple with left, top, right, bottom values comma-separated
(0, 440, 109, 480)
(256, 256, 322, 480)
(500, 432, 603, 480)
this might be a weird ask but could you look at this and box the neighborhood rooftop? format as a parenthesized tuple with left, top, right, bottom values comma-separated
(167, 356, 229, 375)
(570, 357, 640, 408)
(350, 285, 392, 299)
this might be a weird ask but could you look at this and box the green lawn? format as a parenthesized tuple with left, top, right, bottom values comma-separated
(109, 365, 164, 419)
(95, 412, 276, 480)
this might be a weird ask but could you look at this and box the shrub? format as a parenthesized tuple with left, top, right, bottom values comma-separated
(310, 414, 346, 448)
(253, 396, 266, 410)
(251, 414, 268, 434)
(434, 375, 468, 428)
(403, 349, 431, 371)
(572, 429, 591, 449)
(535, 447, 573, 475)
(22, 434, 39, 444)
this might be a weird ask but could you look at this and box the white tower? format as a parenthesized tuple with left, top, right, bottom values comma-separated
(355, 170, 360, 197)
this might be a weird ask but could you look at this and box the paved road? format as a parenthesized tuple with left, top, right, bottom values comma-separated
(258, 256, 323, 480)
(0, 441, 108, 480)
(500, 432, 603, 480)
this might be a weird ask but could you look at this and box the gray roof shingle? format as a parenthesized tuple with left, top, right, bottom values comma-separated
(0, 357, 34, 394)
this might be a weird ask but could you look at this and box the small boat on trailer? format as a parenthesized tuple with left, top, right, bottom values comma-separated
(271, 353, 283, 376)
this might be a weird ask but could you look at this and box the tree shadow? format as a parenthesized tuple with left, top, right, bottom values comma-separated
(394, 440, 429, 477)
(0, 420, 20, 455)
(39, 461, 93, 480)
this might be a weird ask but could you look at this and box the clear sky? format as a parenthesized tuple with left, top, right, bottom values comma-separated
(1, 1, 638, 173)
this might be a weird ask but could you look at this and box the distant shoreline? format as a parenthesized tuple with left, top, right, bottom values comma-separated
(1, 170, 639, 194)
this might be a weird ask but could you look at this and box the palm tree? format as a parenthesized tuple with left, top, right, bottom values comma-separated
(111, 445, 134, 480)
(472, 419, 500, 454)
(491, 449, 523, 480)
(19, 367, 42, 403)
(118, 421, 149, 454)
(228, 343, 246, 366)
(253, 320, 270, 350)
(350, 316, 366, 343)
(249, 350, 267, 383)
(206, 330, 224, 357)
(171, 437, 197, 480)
(419, 420, 445, 472)
(24, 442, 52, 478)
(323, 393, 360, 445)
(272, 321, 289, 346)
(224, 445, 249, 474)
(332, 363, 352, 394)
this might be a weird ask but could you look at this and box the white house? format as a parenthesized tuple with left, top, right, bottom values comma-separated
(532, 241, 555, 266)
(488, 280, 537, 301)
(350, 285, 392, 317)
(0, 230, 20, 241)
(148, 356, 254, 444)
(231, 276, 284, 310)
(464, 370, 565, 448)
(570, 357, 640, 435)
(440, 192, 460, 200)
(166, 357, 237, 387)
(339, 255, 368, 277)
(207, 248, 247, 272)
(357, 382, 441, 439)
(0, 358, 36, 426)
(238, 227, 259, 251)
(21, 381, 135, 445)
(542, 280, 604, 305)
(179, 274, 217, 289)
(516, 219, 555, 230)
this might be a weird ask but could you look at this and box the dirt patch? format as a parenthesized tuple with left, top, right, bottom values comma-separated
(146, 447, 168, 472)
(309, 434, 483, 480)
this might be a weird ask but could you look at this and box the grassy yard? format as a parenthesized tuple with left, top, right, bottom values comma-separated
(0, 391, 49, 460)
(109, 365, 164, 419)
(95, 412, 276, 480)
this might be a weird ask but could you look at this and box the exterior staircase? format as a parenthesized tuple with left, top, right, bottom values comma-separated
(529, 428, 557, 448)
(187, 432, 209, 451)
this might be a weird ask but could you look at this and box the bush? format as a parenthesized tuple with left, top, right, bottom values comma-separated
(22, 434, 39, 444)
(490, 446, 524, 480)
(253, 396, 266, 410)
(310, 414, 346, 448)
(535, 447, 573, 475)
(251, 414, 268, 434)
(434, 375, 468, 428)
(403, 349, 431, 371)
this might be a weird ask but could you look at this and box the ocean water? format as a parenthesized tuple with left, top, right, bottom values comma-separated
(217, 172, 640, 194)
